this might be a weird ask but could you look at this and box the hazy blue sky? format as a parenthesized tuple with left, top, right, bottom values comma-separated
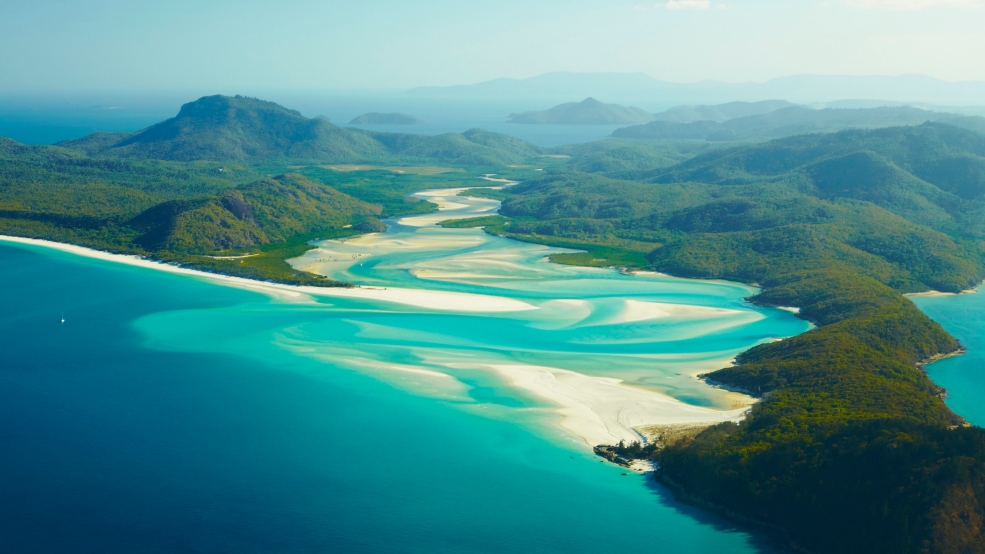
(1, 0, 983, 91)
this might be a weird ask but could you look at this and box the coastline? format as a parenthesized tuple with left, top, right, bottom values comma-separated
(0, 235, 538, 313)
(2, 233, 767, 449)
(906, 283, 982, 297)
(918, 346, 968, 369)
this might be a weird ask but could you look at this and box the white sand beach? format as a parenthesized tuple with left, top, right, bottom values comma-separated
(606, 299, 743, 325)
(0, 235, 537, 313)
(458, 362, 751, 447)
(0, 218, 754, 446)
(906, 286, 981, 298)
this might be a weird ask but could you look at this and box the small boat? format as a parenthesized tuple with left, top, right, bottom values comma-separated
(60, 312, 65, 324)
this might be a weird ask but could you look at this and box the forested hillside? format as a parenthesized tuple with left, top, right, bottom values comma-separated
(0, 138, 380, 285)
(457, 122, 985, 553)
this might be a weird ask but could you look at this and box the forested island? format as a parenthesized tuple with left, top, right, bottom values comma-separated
(348, 112, 423, 125)
(6, 93, 985, 553)
(507, 97, 654, 124)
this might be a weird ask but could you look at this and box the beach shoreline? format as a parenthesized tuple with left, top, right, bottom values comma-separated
(0, 235, 539, 313)
(3, 233, 766, 448)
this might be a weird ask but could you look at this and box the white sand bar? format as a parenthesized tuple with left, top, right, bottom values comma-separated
(452, 361, 751, 447)
(0, 236, 536, 313)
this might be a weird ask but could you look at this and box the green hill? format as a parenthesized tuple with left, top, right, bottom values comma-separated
(58, 95, 389, 162)
(507, 97, 654, 125)
(0, 137, 381, 285)
(58, 95, 542, 165)
(613, 105, 985, 142)
(129, 173, 379, 253)
(637, 123, 985, 237)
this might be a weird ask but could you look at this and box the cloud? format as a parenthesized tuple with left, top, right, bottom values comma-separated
(665, 0, 711, 9)
(845, 0, 979, 9)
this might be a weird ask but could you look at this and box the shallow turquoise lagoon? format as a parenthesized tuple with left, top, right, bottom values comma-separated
(0, 242, 794, 553)
(913, 291, 985, 427)
(0, 187, 811, 553)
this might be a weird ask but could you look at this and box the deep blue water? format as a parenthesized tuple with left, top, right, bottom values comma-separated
(0, 243, 779, 553)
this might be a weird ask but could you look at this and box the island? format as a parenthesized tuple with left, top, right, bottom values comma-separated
(507, 97, 654, 125)
(348, 112, 423, 125)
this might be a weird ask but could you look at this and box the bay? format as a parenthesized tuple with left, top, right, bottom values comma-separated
(912, 291, 985, 427)
(0, 186, 808, 553)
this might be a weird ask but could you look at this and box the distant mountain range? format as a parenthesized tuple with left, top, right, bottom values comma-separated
(348, 112, 423, 125)
(59, 95, 541, 165)
(507, 98, 653, 125)
(651, 100, 797, 123)
(407, 72, 985, 106)
(613, 105, 985, 141)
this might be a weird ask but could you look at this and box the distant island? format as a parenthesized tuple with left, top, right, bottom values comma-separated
(613, 105, 985, 141)
(507, 97, 654, 125)
(651, 99, 795, 123)
(348, 112, 423, 125)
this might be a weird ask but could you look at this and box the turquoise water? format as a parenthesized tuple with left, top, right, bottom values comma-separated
(912, 291, 985, 427)
(0, 186, 810, 553)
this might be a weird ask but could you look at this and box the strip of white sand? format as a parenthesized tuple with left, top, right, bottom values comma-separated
(0, 235, 537, 313)
(607, 299, 742, 325)
(906, 286, 981, 297)
(447, 360, 751, 447)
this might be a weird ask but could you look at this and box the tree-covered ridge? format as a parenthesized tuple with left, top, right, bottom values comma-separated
(551, 139, 718, 173)
(657, 270, 985, 554)
(634, 123, 985, 237)
(0, 137, 382, 284)
(128, 173, 379, 253)
(472, 124, 985, 552)
(58, 95, 544, 166)
(613, 105, 985, 142)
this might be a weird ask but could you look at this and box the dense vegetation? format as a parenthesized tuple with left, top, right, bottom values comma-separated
(0, 143, 377, 285)
(472, 123, 985, 552)
(551, 138, 718, 173)
(613, 106, 985, 142)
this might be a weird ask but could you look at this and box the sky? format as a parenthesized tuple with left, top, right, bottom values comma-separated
(1, 0, 983, 92)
